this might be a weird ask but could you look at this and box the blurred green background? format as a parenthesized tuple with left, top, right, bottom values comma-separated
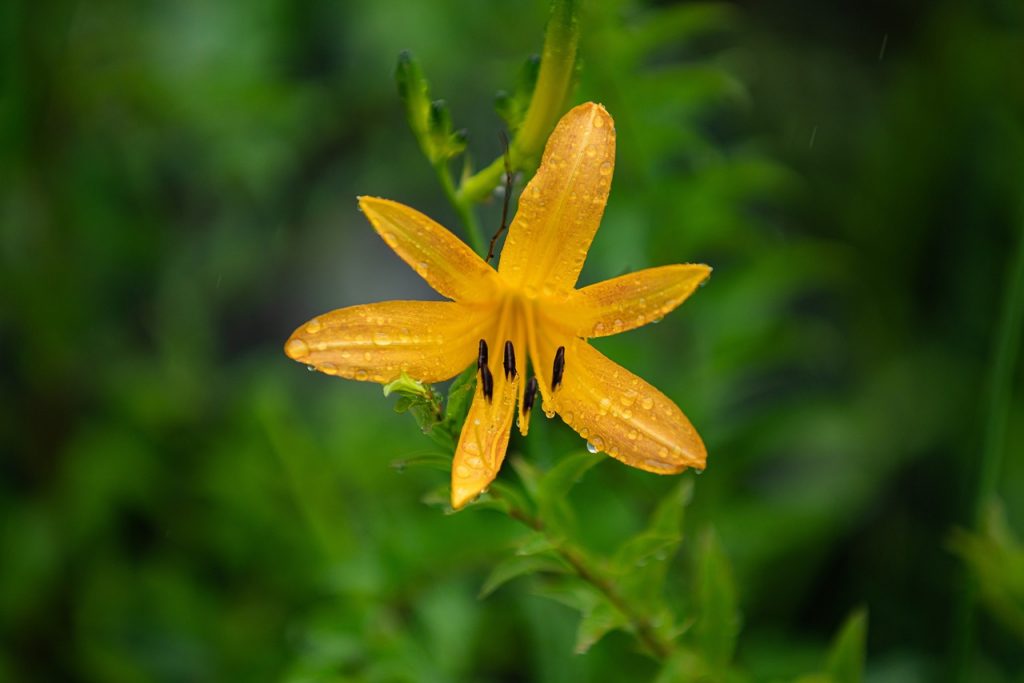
(2, 0, 1023, 680)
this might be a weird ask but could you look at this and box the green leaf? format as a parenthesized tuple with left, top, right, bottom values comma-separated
(382, 372, 432, 399)
(479, 553, 568, 598)
(654, 648, 712, 683)
(389, 453, 451, 473)
(536, 451, 602, 536)
(575, 598, 628, 654)
(949, 502, 1024, 641)
(516, 531, 557, 556)
(825, 609, 867, 683)
(695, 528, 740, 670)
(510, 456, 542, 501)
(538, 451, 602, 502)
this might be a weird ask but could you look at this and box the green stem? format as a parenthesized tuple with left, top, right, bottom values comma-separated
(506, 505, 674, 660)
(952, 219, 1024, 680)
(456, 0, 579, 206)
(435, 161, 485, 255)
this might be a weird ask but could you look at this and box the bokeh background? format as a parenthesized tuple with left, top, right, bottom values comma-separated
(2, 0, 1022, 680)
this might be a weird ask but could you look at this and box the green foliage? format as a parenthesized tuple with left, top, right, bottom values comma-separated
(951, 503, 1024, 642)
(3, 0, 1023, 680)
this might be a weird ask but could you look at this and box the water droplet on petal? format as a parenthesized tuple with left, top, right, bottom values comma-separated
(373, 331, 392, 346)
(640, 397, 654, 410)
(627, 429, 638, 440)
(306, 365, 316, 372)
(305, 318, 322, 334)
(380, 232, 398, 248)
(286, 339, 310, 359)
(355, 369, 369, 381)
(588, 435, 605, 453)
(598, 397, 611, 415)
(586, 441, 598, 454)
(593, 321, 606, 336)
(694, 467, 705, 476)
(652, 316, 663, 324)
(599, 161, 612, 175)
(319, 362, 338, 376)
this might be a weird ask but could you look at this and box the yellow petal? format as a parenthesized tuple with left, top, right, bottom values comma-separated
(549, 264, 711, 338)
(451, 366, 519, 509)
(284, 301, 489, 384)
(545, 338, 706, 474)
(498, 102, 615, 295)
(359, 196, 502, 303)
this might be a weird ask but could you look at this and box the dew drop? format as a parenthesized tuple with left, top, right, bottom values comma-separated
(543, 408, 555, 419)
(612, 318, 624, 332)
(593, 321, 606, 336)
(306, 365, 316, 372)
(415, 261, 429, 276)
(586, 441, 598, 454)
(319, 362, 338, 376)
(585, 144, 598, 158)
(589, 435, 605, 453)
(593, 115, 605, 128)
(355, 369, 369, 381)
(373, 331, 392, 347)
(640, 397, 654, 410)
(598, 397, 611, 415)
(599, 161, 612, 176)
(305, 318, 322, 334)
(652, 316, 664, 324)
(627, 429, 638, 440)
(456, 465, 471, 477)
(286, 339, 310, 359)
(620, 392, 636, 406)
(694, 467, 705, 476)
(380, 232, 398, 248)
(564, 411, 574, 425)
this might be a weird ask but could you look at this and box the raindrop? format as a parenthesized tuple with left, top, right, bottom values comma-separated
(588, 435, 605, 453)
(306, 365, 316, 372)
(640, 397, 654, 410)
(627, 429, 638, 440)
(286, 339, 310, 359)
(586, 441, 599, 454)
(593, 321, 606, 336)
(652, 316, 663, 324)
(355, 369, 369, 381)
(380, 232, 398, 248)
(373, 331, 392, 347)
(694, 468, 705, 476)
(305, 318, 322, 334)
(319, 362, 338, 376)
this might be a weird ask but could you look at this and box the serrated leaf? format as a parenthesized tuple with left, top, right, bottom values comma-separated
(575, 598, 628, 654)
(695, 528, 739, 670)
(825, 609, 867, 683)
(479, 553, 568, 598)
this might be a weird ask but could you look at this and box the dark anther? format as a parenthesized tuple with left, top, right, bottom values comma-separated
(481, 365, 494, 403)
(477, 339, 488, 372)
(523, 377, 538, 414)
(503, 340, 517, 380)
(551, 346, 566, 391)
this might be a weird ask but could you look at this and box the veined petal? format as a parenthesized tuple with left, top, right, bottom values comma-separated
(284, 301, 489, 384)
(451, 367, 519, 509)
(498, 102, 615, 295)
(359, 196, 502, 303)
(544, 339, 706, 473)
(550, 264, 712, 338)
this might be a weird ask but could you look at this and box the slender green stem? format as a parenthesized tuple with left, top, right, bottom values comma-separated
(435, 161, 485, 255)
(952, 219, 1024, 681)
(456, 0, 580, 206)
(506, 505, 674, 660)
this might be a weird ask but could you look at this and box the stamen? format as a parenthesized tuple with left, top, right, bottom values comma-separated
(481, 364, 494, 403)
(477, 339, 488, 372)
(503, 340, 517, 379)
(552, 346, 566, 391)
(523, 377, 538, 414)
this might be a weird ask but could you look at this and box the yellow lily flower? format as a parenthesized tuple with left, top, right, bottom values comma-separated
(285, 102, 710, 509)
